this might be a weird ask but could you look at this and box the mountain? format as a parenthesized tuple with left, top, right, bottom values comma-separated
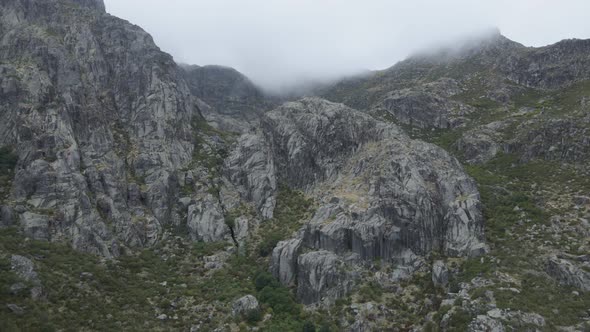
(1, 1, 589, 331)
(318, 29, 590, 330)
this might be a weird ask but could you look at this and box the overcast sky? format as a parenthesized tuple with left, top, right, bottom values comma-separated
(103, 0, 590, 94)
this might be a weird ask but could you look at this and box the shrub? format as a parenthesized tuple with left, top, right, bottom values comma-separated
(302, 321, 316, 332)
(246, 308, 262, 324)
(258, 285, 299, 315)
(255, 271, 278, 291)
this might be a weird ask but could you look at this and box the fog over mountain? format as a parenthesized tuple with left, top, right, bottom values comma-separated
(104, 0, 590, 94)
(3, 0, 590, 330)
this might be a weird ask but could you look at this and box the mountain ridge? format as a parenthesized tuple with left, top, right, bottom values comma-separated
(1, 0, 590, 331)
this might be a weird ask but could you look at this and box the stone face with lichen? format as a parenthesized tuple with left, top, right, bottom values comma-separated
(246, 98, 487, 304)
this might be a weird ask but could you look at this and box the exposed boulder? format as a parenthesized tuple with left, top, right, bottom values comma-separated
(0, 206, 15, 227)
(270, 238, 302, 286)
(468, 315, 505, 332)
(231, 295, 260, 317)
(10, 254, 43, 299)
(432, 260, 449, 288)
(6, 303, 25, 315)
(187, 196, 228, 242)
(546, 256, 590, 291)
(296, 250, 356, 305)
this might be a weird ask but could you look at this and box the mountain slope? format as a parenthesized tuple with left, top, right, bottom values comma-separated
(180, 64, 277, 132)
(0, 0, 207, 256)
(1, 2, 590, 331)
(319, 31, 590, 331)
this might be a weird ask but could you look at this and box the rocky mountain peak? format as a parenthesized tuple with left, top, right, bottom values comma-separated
(410, 29, 525, 64)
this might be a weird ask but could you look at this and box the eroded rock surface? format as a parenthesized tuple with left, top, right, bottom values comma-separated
(232, 98, 488, 304)
(546, 256, 590, 291)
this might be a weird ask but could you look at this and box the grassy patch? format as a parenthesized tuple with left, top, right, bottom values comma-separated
(0, 146, 18, 203)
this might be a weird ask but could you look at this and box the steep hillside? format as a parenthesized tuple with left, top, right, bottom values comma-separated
(180, 64, 277, 132)
(320, 30, 590, 331)
(1, 0, 199, 256)
(1, 1, 589, 331)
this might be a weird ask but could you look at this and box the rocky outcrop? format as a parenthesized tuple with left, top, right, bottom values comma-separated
(468, 315, 505, 332)
(514, 116, 590, 163)
(225, 133, 276, 219)
(374, 79, 473, 129)
(181, 65, 275, 132)
(454, 121, 509, 164)
(546, 256, 590, 291)
(432, 260, 449, 288)
(245, 98, 487, 304)
(296, 250, 356, 305)
(270, 238, 302, 286)
(10, 254, 43, 299)
(0, 0, 244, 255)
(231, 295, 259, 317)
(187, 195, 228, 242)
(501, 39, 590, 90)
(455, 114, 590, 165)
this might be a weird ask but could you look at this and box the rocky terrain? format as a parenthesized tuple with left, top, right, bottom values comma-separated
(1, 1, 590, 331)
(180, 64, 277, 133)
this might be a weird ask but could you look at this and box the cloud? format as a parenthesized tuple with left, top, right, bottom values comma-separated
(104, 0, 590, 94)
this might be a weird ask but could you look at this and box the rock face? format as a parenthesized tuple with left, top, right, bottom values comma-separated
(11, 254, 43, 299)
(270, 238, 302, 286)
(514, 116, 590, 163)
(432, 260, 449, 288)
(231, 295, 259, 317)
(296, 250, 356, 305)
(187, 195, 228, 242)
(225, 133, 277, 219)
(181, 65, 275, 132)
(546, 256, 590, 291)
(235, 98, 487, 304)
(373, 79, 473, 129)
(455, 114, 590, 165)
(0, 0, 239, 255)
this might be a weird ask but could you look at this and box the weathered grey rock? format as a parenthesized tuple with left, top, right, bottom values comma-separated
(11, 254, 43, 299)
(19, 212, 50, 241)
(374, 80, 472, 129)
(259, 98, 485, 260)
(454, 121, 508, 164)
(187, 196, 229, 242)
(432, 260, 449, 287)
(6, 304, 24, 315)
(180, 64, 275, 133)
(231, 295, 259, 317)
(228, 98, 487, 304)
(270, 238, 302, 286)
(468, 315, 505, 332)
(0, 0, 212, 256)
(296, 250, 356, 305)
(11, 255, 39, 282)
(9, 282, 26, 295)
(546, 256, 590, 291)
(0, 206, 15, 226)
(514, 116, 590, 163)
(225, 133, 277, 219)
